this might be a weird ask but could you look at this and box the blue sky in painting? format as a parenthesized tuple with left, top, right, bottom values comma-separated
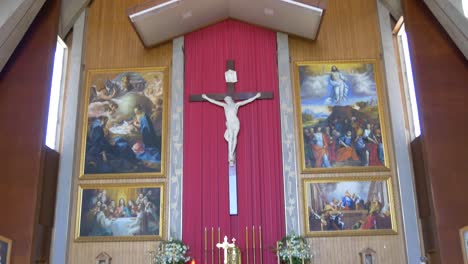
(299, 64, 378, 117)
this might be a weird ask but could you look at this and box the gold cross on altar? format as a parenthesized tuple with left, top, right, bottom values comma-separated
(216, 236, 236, 264)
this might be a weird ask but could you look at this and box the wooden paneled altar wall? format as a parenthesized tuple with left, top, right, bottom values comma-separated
(289, 0, 407, 263)
(67, 0, 408, 263)
(67, 0, 172, 263)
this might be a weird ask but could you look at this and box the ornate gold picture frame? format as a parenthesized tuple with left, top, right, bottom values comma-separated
(80, 67, 168, 179)
(294, 60, 391, 173)
(0, 235, 12, 264)
(461, 225, 468, 264)
(302, 175, 397, 237)
(75, 183, 165, 242)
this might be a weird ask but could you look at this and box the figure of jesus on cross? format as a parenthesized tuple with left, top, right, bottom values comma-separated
(190, 60, 273, 167)
(201, 92, 261, 165)
(190, 60, 273, 215)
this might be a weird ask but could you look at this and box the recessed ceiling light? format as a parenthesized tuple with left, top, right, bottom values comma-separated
(279, 0, 323, 13)
(264, 8, 274, 16)
(129, 0, 182, 20)
(182, 10, 192, 19)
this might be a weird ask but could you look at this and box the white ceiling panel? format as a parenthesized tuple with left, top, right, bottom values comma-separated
(228, 0, 322, 39)
(129, 0, 229, 46)
(128, 0, 324, 47)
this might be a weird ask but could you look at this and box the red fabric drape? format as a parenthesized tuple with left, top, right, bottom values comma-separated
(183, 20, 285, 263)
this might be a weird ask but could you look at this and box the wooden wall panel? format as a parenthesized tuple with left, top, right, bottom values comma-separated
(403, 0, 468, 263)
(84, 0, 172, 70)
(70, 0, 410, 263)
(289, 0, 381, 60)
(289, 0, 407, 263)
(0, 0, 60, 263)
(68, 0, 172, 263)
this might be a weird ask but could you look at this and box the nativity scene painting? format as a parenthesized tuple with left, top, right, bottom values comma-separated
(81, 67, 166, 177)
(0, 236, 11, 264)
(76, 184, 164, 242)
(296, 61, 389, 173)
(303, 177, 396, 237)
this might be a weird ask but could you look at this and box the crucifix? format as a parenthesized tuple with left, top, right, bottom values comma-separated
(189, 60, 273, 215)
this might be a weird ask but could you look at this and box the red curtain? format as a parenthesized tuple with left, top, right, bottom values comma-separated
(183, 20, 285, 263)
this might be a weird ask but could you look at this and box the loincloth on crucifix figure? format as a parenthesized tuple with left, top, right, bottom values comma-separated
(201, 93, 261, 166)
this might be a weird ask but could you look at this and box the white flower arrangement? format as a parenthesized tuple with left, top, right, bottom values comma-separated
(152, 238, 191, 264)
(276, 233, 312, 264)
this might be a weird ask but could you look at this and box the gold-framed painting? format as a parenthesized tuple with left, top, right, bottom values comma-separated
(461, 225, 468, 264)
(0, 235, 12, 264)
(80, 67, 168, 179)
(294, 60, 390, 173)
(302, 175, 397, 237)
(75, 183, 165, 242)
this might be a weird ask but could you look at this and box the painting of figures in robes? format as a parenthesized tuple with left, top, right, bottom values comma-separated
(76, 184, 164, 242)
(302, 176, 397, 237)
(0, 236, 12, 264)
(81, 67, 166, 178)
(295, 61, 389, 173)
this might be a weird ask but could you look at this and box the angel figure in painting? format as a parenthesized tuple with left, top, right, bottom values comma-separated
(202, 93, 261, 166)
(90, 84, 116, 102)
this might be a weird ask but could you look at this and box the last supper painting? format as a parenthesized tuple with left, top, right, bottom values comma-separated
(80, 67, 166, 178)
(76, 184, 164, 242)
(296, 61, 389, 173)
(303, 176, 397, 237)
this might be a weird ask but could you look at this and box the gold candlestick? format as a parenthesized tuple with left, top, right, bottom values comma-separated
(218, 227, 221, 264)
(252, 226, 256, 264)
(259, 226, 263, 264)
(172, 246, 176, 264)
(204, 227, 207, 264)
(276, 241, 280, 264)
(246, 226, 249, 264)
(211, 227, 214, 264)
(300, 240, 304, 264)
(287, 241, 292, 264)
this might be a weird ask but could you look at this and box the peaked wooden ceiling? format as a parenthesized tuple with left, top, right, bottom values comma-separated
(127, 0, 328, 47)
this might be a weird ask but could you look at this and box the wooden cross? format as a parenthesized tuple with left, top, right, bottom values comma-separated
(189, 60, 273, 102)
(189, 60, 273, 215)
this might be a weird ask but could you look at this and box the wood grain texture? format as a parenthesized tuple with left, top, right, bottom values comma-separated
(403, 0, 468, 263)
(84, 0, 172, 70)
(289, 0, 381, 61)
(0, 0, 60, 263)
(69, 0, 411, 263)
(289, 0, 407, 263)
(68, 0, 172, 262)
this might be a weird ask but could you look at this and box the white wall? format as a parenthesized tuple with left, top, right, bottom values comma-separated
(0, 0, 24, 26)
(59, 0, 91, 37)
